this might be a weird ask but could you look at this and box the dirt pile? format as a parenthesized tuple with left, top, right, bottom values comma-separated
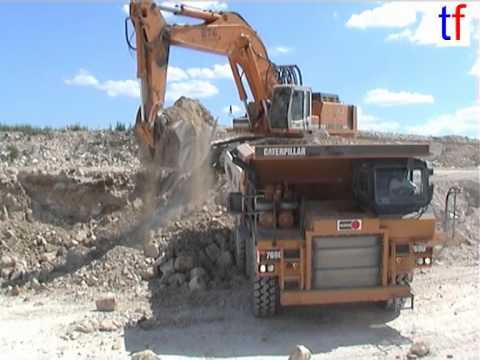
(1, 99, 478, 300)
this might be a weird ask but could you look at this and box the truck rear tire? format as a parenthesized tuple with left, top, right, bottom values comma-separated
(253, 277, 279, 317)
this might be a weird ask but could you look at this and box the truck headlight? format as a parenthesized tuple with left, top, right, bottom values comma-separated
(259, 264, 267, 273)
(424, 257, 431, 265)
(267, 264, 275, 272)
(416, 258, 424, 265)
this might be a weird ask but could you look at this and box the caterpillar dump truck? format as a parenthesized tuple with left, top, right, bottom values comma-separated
(127, 1, 441, 317)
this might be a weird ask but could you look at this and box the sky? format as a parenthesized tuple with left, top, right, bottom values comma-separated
(1, 1, 479, 137)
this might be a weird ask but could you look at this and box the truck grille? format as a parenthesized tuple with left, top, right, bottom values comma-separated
(312, 235, 381, 289)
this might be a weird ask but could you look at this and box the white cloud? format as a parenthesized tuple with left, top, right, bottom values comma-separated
(407, 105, 480, 137)
(365, 88, 434, 107)
(98, 80, 140, 98)
(386, 29, 413, 42)
(166, 80, 218, 101)
(347, 2, 480, 48)
(186, 64, 232, 80)
(346, 3, 417, 29)
(65, 69, 140, 98)
(357, 107, 401, 132)
(223, 105, 242, 115)
(168, 66, 189, 81)
(122, 4, 129, 15)
(64, 69, 99, 87)
(269, 46, 293, 55)
(66, 62, 229, 101)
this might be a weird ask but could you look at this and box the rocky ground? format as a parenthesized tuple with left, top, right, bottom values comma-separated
(0, 100, 478, 359)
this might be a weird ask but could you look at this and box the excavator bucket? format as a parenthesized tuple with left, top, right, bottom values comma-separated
(142, 98, 216, 172)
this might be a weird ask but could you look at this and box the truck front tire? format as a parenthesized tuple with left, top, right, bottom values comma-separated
(253, 276, 279, 317)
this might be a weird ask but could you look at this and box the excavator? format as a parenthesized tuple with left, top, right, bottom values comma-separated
(126, 0, 356, 169)
(127, 0, 443, 317)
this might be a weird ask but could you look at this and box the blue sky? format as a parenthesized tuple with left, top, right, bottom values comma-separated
(1, 1, 479, 136)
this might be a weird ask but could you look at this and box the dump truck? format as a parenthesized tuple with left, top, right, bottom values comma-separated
(127, 1, 442, 317)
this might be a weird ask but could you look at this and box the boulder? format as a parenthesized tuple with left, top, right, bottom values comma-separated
(205, 243, 220, 262)
(217, 251, 233, 269)
(190, 267, 207, 279)
(408, 341, 430, 358)
(288, 345, 312, 360)
(0, 255, 15, 269)
(189, 275, 207, 291)
(131, 350, 161, 360)
(174, 255, 194, 273)
(96, 294, 117, 312)
(167, 273, 186, 287)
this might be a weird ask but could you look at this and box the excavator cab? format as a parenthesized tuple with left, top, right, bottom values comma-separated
(269, 85, 313, 132)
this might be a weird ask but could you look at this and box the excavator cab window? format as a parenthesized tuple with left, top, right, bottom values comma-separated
(270, 85, 312, 130)
(270, 87, 291, 129)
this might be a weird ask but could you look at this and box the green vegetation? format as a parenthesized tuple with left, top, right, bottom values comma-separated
(6, 144, 20, 161)
(113, 121, 127, 132)
(65, 123, 88, 132)
(0, 123, 52, 135)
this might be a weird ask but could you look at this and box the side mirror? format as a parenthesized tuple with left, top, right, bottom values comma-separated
(227, 192, 243, 214)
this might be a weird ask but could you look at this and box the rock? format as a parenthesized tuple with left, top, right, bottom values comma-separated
(198, 249, 215, 273)
(76, 230, 88, 243)
(189, 275, 207, 291)
(408, 341, 430, 358)
(174, 255, 194, 272)
(25, 208, 33, 222)
(190, 267, 207, 279)
(217, 251, 233, 269)
(205, 243, 221, 262)
(10, 285, 21, 296)
(158, 258, 175, 277)
(214, 232, 227, 249)
(40, 252, 57, 263)
(288, 345, 312, 360)
(141, 268, 156, 281)
(132, 198, 143, 210)
(65, 246, 90, 270)
(30, 277, 42, 291)
(168, 272, 186, 287)
(0, 206, 8, 221)
(74, 319, 98, 334)
(1, 268, 12, 279)
(0, 255, 15, 269)
(96, 294, 117, 312)
(143, 241, 159, 259)
(131, 350, 161, 360)
(98, 319, 120, 332)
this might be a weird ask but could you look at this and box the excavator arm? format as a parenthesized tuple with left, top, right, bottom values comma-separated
(127, 0, 302, 148)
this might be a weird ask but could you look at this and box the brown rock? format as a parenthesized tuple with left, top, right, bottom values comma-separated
(408, 341, 430, 358)
(74, 319, 98, 334)
(288, 345, 312, 360)
(99, 319, 120, 332)
(174, 255, 194, 272)
(0, 255, 15, 269)
(96, 294, 117, 312)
